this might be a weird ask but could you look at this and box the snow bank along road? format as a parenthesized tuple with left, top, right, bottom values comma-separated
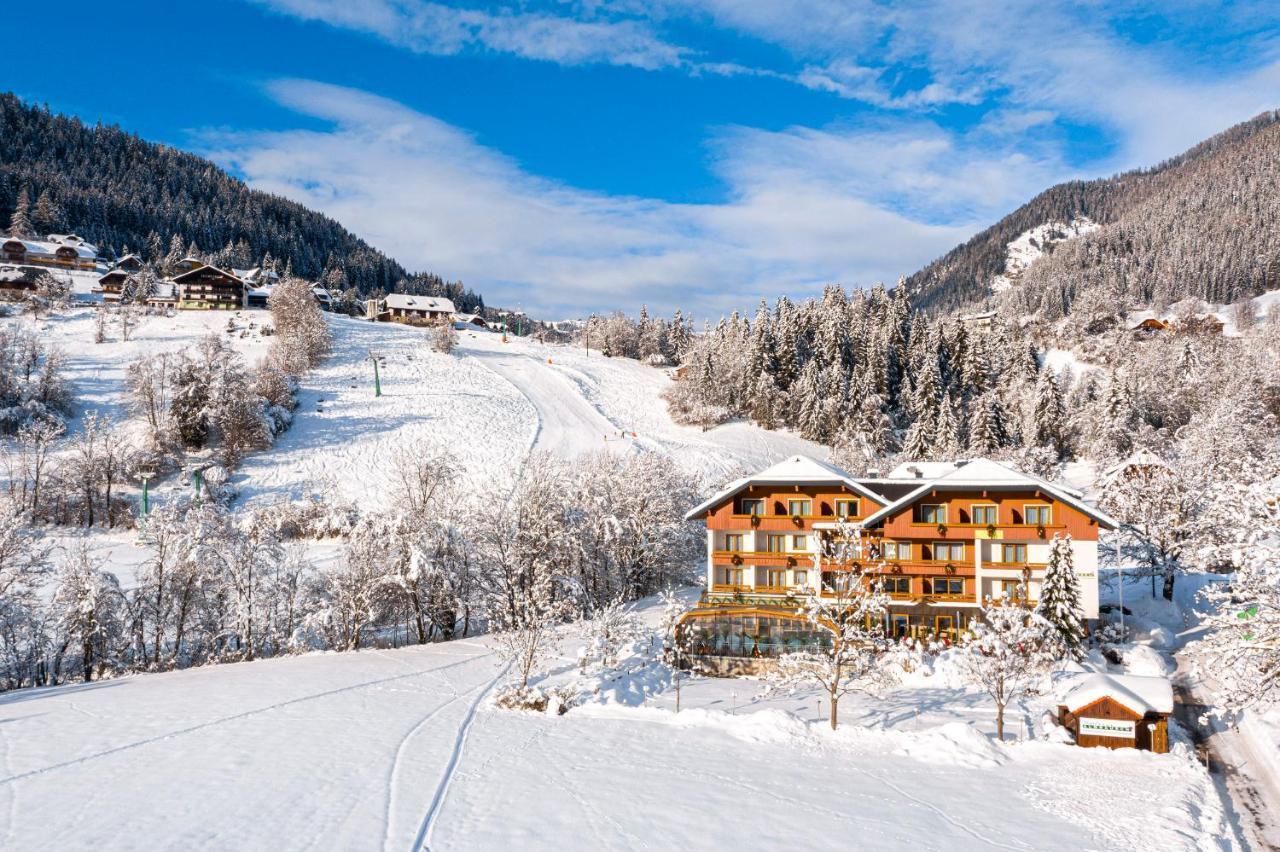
(0, 638, 1233, 851)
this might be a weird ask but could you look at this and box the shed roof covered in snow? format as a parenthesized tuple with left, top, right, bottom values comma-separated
(1056, 673, 1174, 717)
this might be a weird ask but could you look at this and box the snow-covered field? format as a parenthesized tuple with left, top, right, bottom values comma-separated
(27, 306, 826, 514)
(0, 594, 1236, 851)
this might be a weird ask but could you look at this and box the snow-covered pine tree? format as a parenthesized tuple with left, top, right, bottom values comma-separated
(901, 409, 933, 460)
(1031, 370, 1066, 456)
(7, 187, 33, 237)
(934, 392, 961, 458)
(1036, 534, 1085, 660)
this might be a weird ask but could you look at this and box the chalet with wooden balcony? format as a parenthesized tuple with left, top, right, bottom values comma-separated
(172, 264, 247, 310)
(368, 294, 456, 326)
(1, 233, 100, 271)
(680, 456, 1117, 670)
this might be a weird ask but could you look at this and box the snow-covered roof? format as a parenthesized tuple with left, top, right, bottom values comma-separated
(1099, 449, 1170, 485)
(2, 234, 98, 259)
(384, 293, 455, 314)
(683, 455, 888, 520)
(1056, 673, 1173, 716)
(885, 461, 962, 480)
(857, 458, 1116, 530)
(170, 264, 245, 284)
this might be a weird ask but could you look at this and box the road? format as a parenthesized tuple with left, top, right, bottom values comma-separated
(1173, 649, 1280, 850)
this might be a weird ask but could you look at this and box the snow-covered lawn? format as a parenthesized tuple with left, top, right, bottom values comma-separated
(0, 598, 1236, 851)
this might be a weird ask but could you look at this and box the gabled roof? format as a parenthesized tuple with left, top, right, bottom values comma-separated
(171, 264, 245, 284)
(1056, 672, 1173, 716)
(683, 455, 887, 521)
(1099, 449, 1170, 486)
(384, 293, 455, 313)
(857, 457, 1117, 530)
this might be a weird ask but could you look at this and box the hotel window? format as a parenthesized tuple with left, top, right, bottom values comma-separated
(881, 576, 911, 595)
(764, 534, 788, 552)
(996, 578, 1025, 600)
(723, 533, 744, 552)
(1001, 543, 1027, 563)
(1024, 504, 1051, 525)
(881, 541, 909, 561)
(740, 498, 764, 516)
(722, 567, 744, 585)
(971, 504, 997, 525)
(932, 542, 965, 562)
(935, 615, 957, 634)
(788, 499, 812, 517)
(764, 568, 787, 588)
(791, 534, 808, 550)
(890, 614, 910, 639)
(793, 570, 808, 586)
(920, 504, 947, 524)
(835, 498, 859, 518)
(929, 577, 965, 596)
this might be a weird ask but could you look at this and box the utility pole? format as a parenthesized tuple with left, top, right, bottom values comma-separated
(191, 464, 211, 507)
(368, 351, 382, 397)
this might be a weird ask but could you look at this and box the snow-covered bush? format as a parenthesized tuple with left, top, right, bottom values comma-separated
(429, 322, 457, 354)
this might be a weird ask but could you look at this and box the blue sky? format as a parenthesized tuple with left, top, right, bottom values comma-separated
(4, 1, 1279, 317)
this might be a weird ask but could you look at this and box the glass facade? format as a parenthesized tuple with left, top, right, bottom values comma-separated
(680, 613, 834, 659)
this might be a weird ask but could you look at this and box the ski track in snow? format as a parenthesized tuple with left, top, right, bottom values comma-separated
(0, 650, 489, 788)
(415, 660, 512, 852)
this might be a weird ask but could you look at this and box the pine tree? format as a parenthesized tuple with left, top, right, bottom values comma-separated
(1036, 534, 1085, 660)
(967, 392, 1008, 455)
(1031, 371, 1066, 456)
(8, 187, 33, 237)
(901, 410, 933, 460)
(934, 392, 961, 458)
(33, 189, 61, 233)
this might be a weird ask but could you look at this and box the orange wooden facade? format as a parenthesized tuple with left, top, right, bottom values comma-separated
(1058, 696, 1170, 753)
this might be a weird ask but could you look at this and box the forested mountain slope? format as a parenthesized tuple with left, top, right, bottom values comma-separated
(0, 94, 482, 310)
(908, 110, 1280, 317)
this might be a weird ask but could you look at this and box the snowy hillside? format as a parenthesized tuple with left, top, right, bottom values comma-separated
(990, 218, 1099, 294)
(0, 596, 1234, 851)
(29, 307, 827, 515)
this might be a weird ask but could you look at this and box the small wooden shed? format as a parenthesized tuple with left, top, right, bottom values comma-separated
(1056, 673, 1173, 754)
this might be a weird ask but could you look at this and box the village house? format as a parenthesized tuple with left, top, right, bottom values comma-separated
(959, 310, 997, 332)
(1, 233, 100, 271)
(679, 456, 1117, 671)
(367, 294, 455, 326)
(171, 263, 247, 310)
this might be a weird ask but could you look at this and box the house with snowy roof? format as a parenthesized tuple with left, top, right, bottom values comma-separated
(368, 293, 455, 326)
(1, 232, 100, 271)
(680, 455, 1116, 673)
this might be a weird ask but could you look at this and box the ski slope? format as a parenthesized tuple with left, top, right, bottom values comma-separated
(0, 612, 1234, 851)
(21, 307, 827, 511)
(230, 314, 829, 509)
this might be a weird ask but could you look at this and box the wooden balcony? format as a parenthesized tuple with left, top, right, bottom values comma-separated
(982, 561, 1048, 571)
(712, 549, 814, 567)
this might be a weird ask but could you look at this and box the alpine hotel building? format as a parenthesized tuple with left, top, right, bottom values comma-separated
(681, 456, 1117, 669)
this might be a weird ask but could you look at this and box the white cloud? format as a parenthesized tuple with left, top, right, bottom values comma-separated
(204, 80, 1014, 318)
(252, 0, 687, 69)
